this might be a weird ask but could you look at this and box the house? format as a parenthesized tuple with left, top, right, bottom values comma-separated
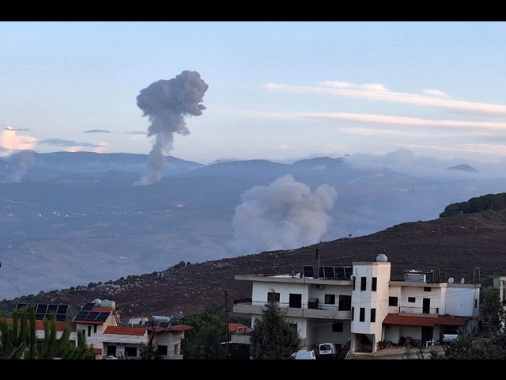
(233, 252, 480, 355)
(9, 299, 192, 360)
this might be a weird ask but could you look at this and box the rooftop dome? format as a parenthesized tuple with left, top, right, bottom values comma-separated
(376, 253, 388, 262)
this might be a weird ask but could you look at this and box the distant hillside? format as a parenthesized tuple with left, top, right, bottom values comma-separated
(2, 151, 506, 302)
(2, 209, 506, 321)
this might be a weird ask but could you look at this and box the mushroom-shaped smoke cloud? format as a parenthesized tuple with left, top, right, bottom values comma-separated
(228, 174, 337, 255)
(135, 70, 209, 186)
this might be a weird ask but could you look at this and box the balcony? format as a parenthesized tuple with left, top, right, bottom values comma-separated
(233, 301, 351, 320)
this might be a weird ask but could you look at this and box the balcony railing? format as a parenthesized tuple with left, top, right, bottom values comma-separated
(232, 301, 352, 320)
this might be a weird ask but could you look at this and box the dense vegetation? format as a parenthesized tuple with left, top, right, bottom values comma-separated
(440, 193, 506, 217)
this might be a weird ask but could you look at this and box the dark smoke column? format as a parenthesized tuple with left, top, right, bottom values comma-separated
(135, 70, 209, 186)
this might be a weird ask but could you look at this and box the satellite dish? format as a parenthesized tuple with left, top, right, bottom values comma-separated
(461, 277, 465, 284)
(448, 277, 455, 283)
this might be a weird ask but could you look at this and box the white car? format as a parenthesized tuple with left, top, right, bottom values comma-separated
(289, 349, 317, 360)
(442, 329, 461, 343)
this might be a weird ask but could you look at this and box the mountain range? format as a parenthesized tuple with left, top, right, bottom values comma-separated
(1, 150, 506, 304)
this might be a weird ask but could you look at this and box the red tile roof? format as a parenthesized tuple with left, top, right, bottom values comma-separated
(5, 318, 75, 332)
(103, 326, 146, 336)
(383, 313, 468, 327)
(228, 322, 252, 334)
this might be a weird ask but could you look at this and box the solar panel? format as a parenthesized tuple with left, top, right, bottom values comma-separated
(81, 302, 95, 311)
(87, 312, 100, 320)
(15, 303, 70, 321)
(57, 305, 68, 314)
(324, 266, 335, 278)
(96, 312, 110, 322)
(75, 311, 90, 320)
(74, 310, 110, 322)
(303, 265, 314, 278)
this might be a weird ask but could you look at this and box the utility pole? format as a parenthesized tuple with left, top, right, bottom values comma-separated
(224, 290, 230, 359)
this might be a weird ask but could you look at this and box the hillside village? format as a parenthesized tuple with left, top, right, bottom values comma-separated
(1, 249, 504, 360)
(2, 201, 506, 359)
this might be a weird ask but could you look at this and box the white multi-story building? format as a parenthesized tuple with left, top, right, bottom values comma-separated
(233, 253, 480, 355)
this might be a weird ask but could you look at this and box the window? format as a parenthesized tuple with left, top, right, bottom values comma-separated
(424, 287, 431, 292)
(158, 345, 168, 356)
(351, 307, 354, 321)
(352, 276, 356, 290)
(267, 292, 280, 303)
(332, 322, 344, 332)
(106, 345, 117, 357)
(475, 298, 478, 308)
(324, 294, 336, 304)
(372, 277, 377, 291)
(125, 346, 137, 358)
(359, 307, 365, 322)
(408, 297, 416, 303)
(371, 308, 376, 323)
(361, 276, 367, 291)
(389, 297, 398, 306)
(338, 295, 352, 311)
(289, 293, 302, 308)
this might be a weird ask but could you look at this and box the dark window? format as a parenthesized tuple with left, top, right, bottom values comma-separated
(332, 322, 344, 332)
(424, 287, 431, 292)
(158, 345, 168, 356)
(351, 307, 354, 321)
(338, 295, 352, 311)
(475, 298, 478, 308)
(324, 294, 336, 304)
(106, 345, 117, 357)
(389, 297, 398, 306)
(359, 307, 365, 322)
(371, 308, 376, 323)
(408, 297, 416, 303)
(372, 277, 377, 291)
(352, 276, 356, 290)
(125, 346, 137, 358)
(267, 292, 280, 303)
(361, 277, 367, 291)
(289, 293, 302, 308)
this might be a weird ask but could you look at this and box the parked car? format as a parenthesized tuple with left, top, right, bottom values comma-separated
(316, 342, 337, 359)
(442, 328, 461, 343)
(289, 349, 317, 360)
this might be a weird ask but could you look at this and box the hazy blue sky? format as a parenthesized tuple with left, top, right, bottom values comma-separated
(2, 21, 506, 165)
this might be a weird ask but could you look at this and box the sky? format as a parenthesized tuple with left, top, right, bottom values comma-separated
(2, 21, 506, 166)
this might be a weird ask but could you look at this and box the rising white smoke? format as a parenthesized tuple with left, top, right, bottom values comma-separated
(134, 70, 209, 186)
(1, 150, 34, 183)
(228, 174, 337, 255)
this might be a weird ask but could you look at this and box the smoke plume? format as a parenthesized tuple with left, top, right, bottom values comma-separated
(228, 174, 337, 255)
(135, 70, 209, 185)
(1, 150, 34, 183)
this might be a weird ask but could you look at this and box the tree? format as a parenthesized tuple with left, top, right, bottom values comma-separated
(179, 311, 227, 360)
(480, 288, 504, 333)
(249, 298, 300, 360)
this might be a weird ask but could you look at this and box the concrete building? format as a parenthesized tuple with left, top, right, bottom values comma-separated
(7, 299, 192, 360)
(233, 253, 480, 355)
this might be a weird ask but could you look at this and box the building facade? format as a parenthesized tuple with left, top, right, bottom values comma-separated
(233, 253, 480, 355)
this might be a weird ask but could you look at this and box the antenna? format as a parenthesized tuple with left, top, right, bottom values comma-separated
(448, 277, 455, 284)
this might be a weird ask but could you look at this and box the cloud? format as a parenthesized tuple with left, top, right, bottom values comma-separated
(228, 174, 337, 255)
(0, 127, 37, 153)
(84, 129, 111, 134)
(38, 138, 110, 153)
(264, 81, 506, 117)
